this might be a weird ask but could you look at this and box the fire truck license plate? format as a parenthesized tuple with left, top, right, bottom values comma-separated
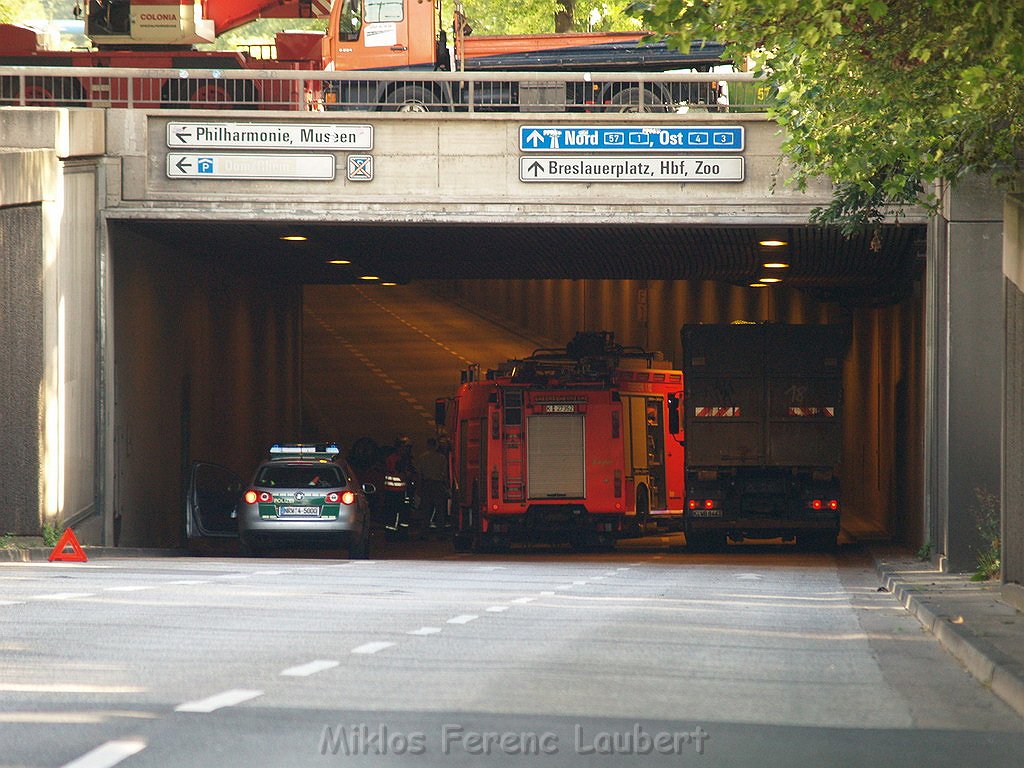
(545, 404, 575, 413)
(278, 506, 321, 517)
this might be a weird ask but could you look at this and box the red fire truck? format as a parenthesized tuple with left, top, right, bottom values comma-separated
(436, 332, 685, 551)
(0, 1, 725, 109)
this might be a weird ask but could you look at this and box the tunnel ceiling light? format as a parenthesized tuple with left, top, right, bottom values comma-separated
(749, 282, 769, 288)
(359, 274, 380, 281)
(280, 235, 308, 242)
(758, 277, 782, 283)
(758, 239, 788, 247)
(327, 259, 351, 265)
(762, 262, 790, 269)
(381, 281, 398, 286)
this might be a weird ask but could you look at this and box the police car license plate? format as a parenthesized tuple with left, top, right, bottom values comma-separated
(278, 506, 320, 517)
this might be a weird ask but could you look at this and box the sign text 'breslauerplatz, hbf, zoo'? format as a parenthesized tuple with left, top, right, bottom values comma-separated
(518, 125, 745, 183)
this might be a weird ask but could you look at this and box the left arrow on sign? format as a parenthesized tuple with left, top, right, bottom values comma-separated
(175, 157, 193, 173)
(175, 130, 192, 143)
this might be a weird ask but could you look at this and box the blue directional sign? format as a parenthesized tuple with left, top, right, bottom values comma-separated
(519, 125, 744, 152)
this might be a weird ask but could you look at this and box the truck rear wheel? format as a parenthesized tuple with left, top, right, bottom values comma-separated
(607, 87, 669, 113)
(384, 86, 443, 112)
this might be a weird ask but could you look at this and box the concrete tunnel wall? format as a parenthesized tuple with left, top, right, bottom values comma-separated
(109, 223, 303, 547)
(431, 279, 925, 546)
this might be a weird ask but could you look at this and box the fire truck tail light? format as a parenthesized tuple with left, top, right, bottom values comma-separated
(688, 499, 698, 510)
(811, 499, 823, 510)
(613, 470, 622, 497)
(244, 490, 258, 504)
(829, 499, 839, 510)
(704, 499, 715, 509)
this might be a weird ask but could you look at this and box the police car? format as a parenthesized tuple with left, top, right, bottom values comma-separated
(186, 443, 374, 559)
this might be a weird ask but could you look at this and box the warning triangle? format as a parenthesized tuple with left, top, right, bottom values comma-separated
(48, 528, 88, 562)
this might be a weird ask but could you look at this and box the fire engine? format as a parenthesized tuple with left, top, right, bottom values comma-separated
(0, 1, 726, 109)
(436, 332, 685, 551)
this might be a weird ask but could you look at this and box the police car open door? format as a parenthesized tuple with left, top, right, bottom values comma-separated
(186, 462, 241, 541)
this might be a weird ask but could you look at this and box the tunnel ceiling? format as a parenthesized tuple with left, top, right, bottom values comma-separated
(125, 220, 926, 305)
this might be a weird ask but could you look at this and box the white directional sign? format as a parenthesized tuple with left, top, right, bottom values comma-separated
(166, 153, 336, 180)
(166, 122, 373, 151)
(519, 156, 744, 183)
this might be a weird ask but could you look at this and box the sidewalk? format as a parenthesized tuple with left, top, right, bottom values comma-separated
(873, 547, 1024, 720)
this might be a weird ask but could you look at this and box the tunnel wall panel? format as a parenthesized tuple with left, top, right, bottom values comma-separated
(110, 224, 302, 548)
(0, 204, 44, 535)
(434, 278, 924, 544)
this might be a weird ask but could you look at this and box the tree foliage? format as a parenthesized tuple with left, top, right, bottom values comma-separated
(631, 1, 1024, 232)
(462, 0, 642, 35)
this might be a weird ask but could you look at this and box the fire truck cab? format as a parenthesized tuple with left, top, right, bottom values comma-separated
(437, 332, 685, 551)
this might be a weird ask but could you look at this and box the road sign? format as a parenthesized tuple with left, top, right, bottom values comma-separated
(519, 156, 744, 183)
(519, 125, 744, 152)
(166, 122, 373, 151)
(347, 155, 373, 181)
(166, 153, 336, 180)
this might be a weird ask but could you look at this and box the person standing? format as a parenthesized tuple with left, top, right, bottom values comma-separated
(417, 437, 450, 532)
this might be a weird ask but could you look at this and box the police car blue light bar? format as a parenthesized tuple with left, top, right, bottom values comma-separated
(269, 443, 340, 455)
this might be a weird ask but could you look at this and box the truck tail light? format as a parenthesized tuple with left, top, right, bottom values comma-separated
(704, 499, 715, 509)
(689, 498, 717, 510)
(810, 499, 839, 510)
(688, 499, 698, 510)
(245, 490, 272, 504)
(828, 499, 839, 510)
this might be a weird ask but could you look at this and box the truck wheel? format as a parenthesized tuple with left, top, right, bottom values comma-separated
(607, 87, 669, 113)
(347, 527, 370, 560)
(0, 77, 84, 107)
(385, 86, 442, 112)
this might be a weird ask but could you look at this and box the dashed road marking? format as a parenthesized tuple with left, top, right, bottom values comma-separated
(31, 592, 94, 601)
(166, 580, 210, 586)
(486, 606, 509, 613)
(103, 586, 153, 593)
(573, 580, 588, 585)
(408, 627, 442, 635)
(0, 600, 25, 606)
(351, 642, 396, 654)
(539, 591, 556, 596)
(60, 738, 146, 768)
(175, 689, 264, 713)
(280, 660, 339, 677)
(510, 597, 536, 604)
(447, 614, 479, 625)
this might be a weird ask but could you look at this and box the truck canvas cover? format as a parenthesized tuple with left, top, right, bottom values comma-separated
(682, 323, 849, 469)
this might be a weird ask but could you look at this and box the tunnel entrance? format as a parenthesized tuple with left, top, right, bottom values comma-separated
(108, 218, 925, 549)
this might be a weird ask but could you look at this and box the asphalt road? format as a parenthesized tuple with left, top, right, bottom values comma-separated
(1, 544, 1022, 767)
(301, 283, 550, 449)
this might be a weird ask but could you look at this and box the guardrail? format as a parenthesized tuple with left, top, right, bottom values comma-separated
(0, 66, 772, 113)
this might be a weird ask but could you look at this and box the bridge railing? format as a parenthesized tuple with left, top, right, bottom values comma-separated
(0, 67, 772, 113)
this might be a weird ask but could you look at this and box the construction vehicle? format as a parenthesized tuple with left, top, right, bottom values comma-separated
(436, 332, 686, 551)
(681, 323, 849, 550)
(0, 1, 726, 109)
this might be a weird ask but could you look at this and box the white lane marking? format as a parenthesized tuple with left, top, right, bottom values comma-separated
(31, 593, 94, 601)
(103, 586, 153, 593)
(510, 597, 536, 604)
(573, 580, 588, 585)
(175, 689, 264, 713)
(351, 642, 396, 654)
(617, 567, 631, 571)
(258, 570, 290, 576)
(471, 566, 506, 571)
(447, 614, 478, 625)
(592, 576, 606, 581)
(736, 573, 764, 581)
(0, 600, 26, 606)
(555, 584, 574, 590)
(61, 738, 146, 768)
(539, 591, 556, 596)
(603, 572, 619, 576)
(166, 580, 210, 586)
(213, 573, 251, 580)
(280, 660, 339, 677)
(486, 606, 509, 613)
(408, 627, 442, 636)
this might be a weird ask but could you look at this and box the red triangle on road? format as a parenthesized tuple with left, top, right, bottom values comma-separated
(48, 528, 88, 562)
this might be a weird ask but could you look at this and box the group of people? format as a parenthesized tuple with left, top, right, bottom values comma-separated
(346, 433, 452, 535)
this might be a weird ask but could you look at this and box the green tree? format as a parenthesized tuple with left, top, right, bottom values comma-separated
(462, 0, 641, 35)
(632, 1, 1024, 232)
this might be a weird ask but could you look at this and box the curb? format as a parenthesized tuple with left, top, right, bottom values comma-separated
(0, 547, 189, 562)
(875, 559, 1024, 721)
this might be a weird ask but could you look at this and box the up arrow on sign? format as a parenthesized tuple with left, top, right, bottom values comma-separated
(524, 130, 546, 148)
